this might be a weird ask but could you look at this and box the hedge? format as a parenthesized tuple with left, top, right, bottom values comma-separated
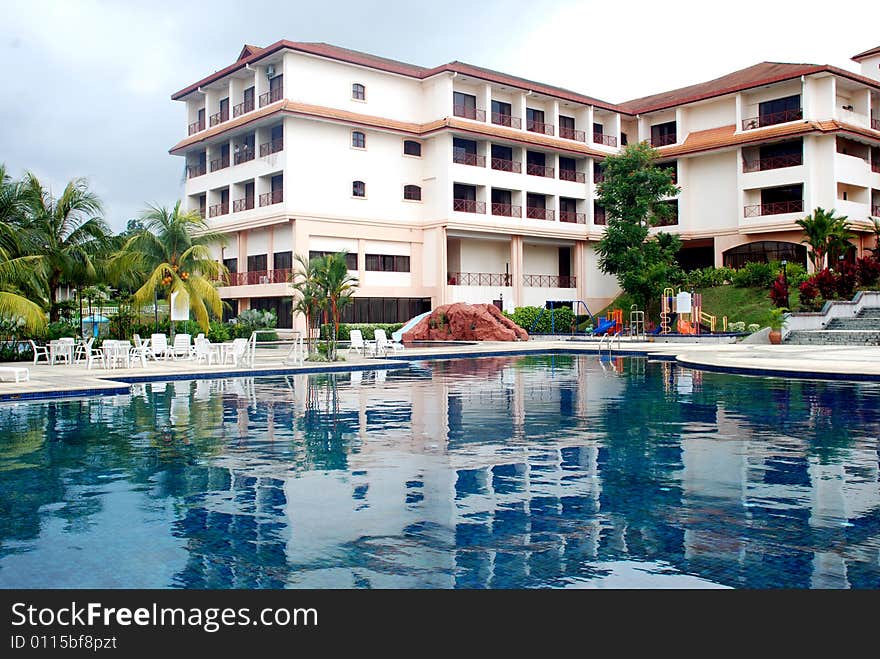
(505, 306, 576, 334)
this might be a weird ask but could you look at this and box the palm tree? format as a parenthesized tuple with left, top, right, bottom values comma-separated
(20, 173, 110, 321)
(112, 202, 226, 333)
(290, 253, 324, 354)
(313, 252, 358, 361)
(796, 207, 853, 270)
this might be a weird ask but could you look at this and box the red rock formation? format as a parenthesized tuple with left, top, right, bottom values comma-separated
(402, 303, 529, 342)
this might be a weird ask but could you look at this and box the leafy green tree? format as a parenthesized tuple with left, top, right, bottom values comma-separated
(290, 253, 324, 354)
(795, 207, 853, 270)
(595, 142, 681, 316)
(111, 202, 226, 332)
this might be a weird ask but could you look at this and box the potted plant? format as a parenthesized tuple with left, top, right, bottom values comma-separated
(765, 307, 787, 344)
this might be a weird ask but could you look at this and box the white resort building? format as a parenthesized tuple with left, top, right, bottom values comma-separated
(170, 41, 880, 328)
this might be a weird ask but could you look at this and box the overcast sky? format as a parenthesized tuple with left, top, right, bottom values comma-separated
(1, 0, 876, 231)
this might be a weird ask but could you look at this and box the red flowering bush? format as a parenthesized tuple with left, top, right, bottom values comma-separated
(769, 273, 789, 308)
(856, 256, 880, 287)
(836, 261, 857, 299)
(798, 279, 821, 311)
(813, 268, 838, 300)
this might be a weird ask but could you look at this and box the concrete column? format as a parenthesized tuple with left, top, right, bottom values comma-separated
(734, 93, 743, 133)
(267, 226, 275, 271)
(482, 83, 492, 121)
(437, 226, 448, 306)
(674, 108, 685, 144)
(550, 100, 560, 134)
(510, 235, 524, 307)
(586, 106, 595, 141)
(575, 241, 587, 302)
(517, 93, 528, 131)
(238, 231, 248, 273)
(612, 113, 622, 147)
(254, 65, 268, 105)
(358, 238, 366, 283)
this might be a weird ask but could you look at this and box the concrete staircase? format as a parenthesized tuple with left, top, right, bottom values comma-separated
(785, 308, 880, 345)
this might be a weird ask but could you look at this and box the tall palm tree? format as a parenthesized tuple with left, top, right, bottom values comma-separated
(313, 252, 358, 361)
(112, 202, 226, 332)
(796, 207, 853, 270)
(290, 253, 324, 354)
(20, 173, 110, 321)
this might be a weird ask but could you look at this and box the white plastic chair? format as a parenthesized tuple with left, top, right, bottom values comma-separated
(133, 334, 154, 360)
(29, 340, 50, 365)
(150, 334, 171, 360)
(74, 337, 94, 363)
(374, 329, 403, 356)
(171, 334, 193, 360)
(194, 337, 219, 365)
(348, 329, 366, 356)
(225, 338, 249, 366)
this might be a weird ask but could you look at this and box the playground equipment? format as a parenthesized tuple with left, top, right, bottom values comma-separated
(629, 304, 646, 340)
(591, 308, 622, 336)
(660, 288, 727, 335)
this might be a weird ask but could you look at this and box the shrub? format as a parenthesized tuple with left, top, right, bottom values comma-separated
(684, 266, 735, 289)
(769, 273, 789, 308)
(319, 323, 403, 341)
(230, 309, 277, 339)
(46, 321, 78, 340)
(856, 256, 880, 287)
(727, 321, 745, 332)
(506, 306, 575, 334)
(782, 262, 808, 287)
(836, 262, 857, 300)
(798, 279, 821, 311)
(732, 261, 776, 288)
(813, 269, 838, 300)
(0, 342, 33, 362)
(747, 323, 760, 332)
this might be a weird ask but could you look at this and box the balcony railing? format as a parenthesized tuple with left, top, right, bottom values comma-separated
(559, 127, 586, 142)
(453, 199, 486, 214)
(560, 211, 585, 224)
(743, 153, 803, 172)
(491, 157, 521, 173)
(210, 156, 230, 172)
(593, 133, 617, 147)
(491, 112, 521, 129)
(209, 109, 229, 127)
(232, 197, 255, 213)
(187, 164, 206, 178)
(447, 272, 511, 286)
(224, 269, 292, 286)
(560, 169, 586, 183)
(873, 117, 880, 131)
(453, 105, 486, 121)
(452, 151, 485, 167)
(208, 202, 228, 218)
(651, 133, 677, 147)
(187, 119, 205, 135)
(259, 87, 283, 107)
(259, 137, 284, 157)
(233, 147, 255, 165)
(527, 163, 554, 178)
(741, 108, 803, 131)
(594, 208, 606, 225)
(259, 190, 283, 206)
(743, 200, 804, 217)
(527, 119, 554, 135)
(233, 99, 255, 118)
(526, 207, 554, 220)
(490, 203, 521, 217)
(523, 274, 576, 288)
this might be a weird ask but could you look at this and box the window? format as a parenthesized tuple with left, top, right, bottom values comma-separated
(651, 121, 677, 146)
(352, 131, 366, 149)
(352, 83, 366, 101)
(247, 254, 267, 272)
(758, 94, 801, 126)
(309, 251, 358, 270)
(366, 254, 410, 272)
(353, 180, 366, 197)
(403, 140, 422, 157)
(273, 251, 292, 271)
(453, 92, 477, 119)
(403, 185, 422, 201)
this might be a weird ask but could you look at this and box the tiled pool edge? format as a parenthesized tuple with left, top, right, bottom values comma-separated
(674, 357, 880, 382)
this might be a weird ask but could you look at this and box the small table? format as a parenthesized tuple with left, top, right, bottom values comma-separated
(102, 341, 132, 369)
(49, 340, 74, 365)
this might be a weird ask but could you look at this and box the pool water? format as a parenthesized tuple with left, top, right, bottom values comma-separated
(1, 354, 878, 589)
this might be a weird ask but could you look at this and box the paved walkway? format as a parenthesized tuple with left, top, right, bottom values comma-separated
(3, 339, 880, 399)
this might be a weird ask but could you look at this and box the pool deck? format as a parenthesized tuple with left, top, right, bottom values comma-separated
(3, 339, 880, 400)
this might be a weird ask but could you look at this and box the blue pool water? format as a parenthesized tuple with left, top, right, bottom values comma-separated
(1, 354, 878, 589)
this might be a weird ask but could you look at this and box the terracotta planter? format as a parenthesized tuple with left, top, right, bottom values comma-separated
(768, 330, 782, 344)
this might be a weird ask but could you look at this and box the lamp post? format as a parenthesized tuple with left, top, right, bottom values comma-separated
(781, 259, 789, 309)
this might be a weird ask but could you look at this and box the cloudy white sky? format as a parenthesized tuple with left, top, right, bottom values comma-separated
(1, 0, 876, 230)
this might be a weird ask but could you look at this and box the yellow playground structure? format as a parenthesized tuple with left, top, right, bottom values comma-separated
(660, 288, 727, 335)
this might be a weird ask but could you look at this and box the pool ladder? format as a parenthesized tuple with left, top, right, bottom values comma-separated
(598, 330, 621, 354)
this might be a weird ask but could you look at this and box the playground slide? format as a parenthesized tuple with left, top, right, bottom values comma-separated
(591, 317, 617, 335)
(392, 311, 431, 342)
(677, 318, 697, 334)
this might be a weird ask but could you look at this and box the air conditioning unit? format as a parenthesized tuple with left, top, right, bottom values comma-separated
(258, 276, 269, 285)
(266, 64, 276, 78)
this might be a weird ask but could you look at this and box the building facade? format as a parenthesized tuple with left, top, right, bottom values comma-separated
(170, 41, 880, 328)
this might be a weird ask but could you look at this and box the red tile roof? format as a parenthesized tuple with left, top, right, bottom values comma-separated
(852, 45, 880, 61)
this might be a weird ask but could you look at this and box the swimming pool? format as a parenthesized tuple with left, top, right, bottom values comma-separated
(1, 354, 878, 588)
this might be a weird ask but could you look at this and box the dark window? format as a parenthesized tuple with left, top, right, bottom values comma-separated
(271, 174, 283, 192)
(527, 193, 545, 209)
(243, 86, 254, 106)
(723, 241, 807, 269)
(404, 140, 421, 156)
(527, 151, 545, 167)
(219, 97, 229, 121)
(621, 132, 628, 146)
(453, 183, 476, 201)
(492, 144, 513, 160)
(404, 185, 422, 201)
(247, 254, 267, 272)
(453, 92, 477, 118)
(353, 180, 366, 197)
(559, 156, 576, 173)
(527, 108, 544, 125)
(593, 122, 603, 135)
(758, 94, 801, 126)
(352, 83, 366, 100)
(760, 139, 802, 160)
(492, 189, 512, 205)
(761, 184, 802, 204)
(491, 100, 513, 125)
(270, 75, 283, 93)
(559, 197, 577, 213)
(366, 254, 410, 272)
(593, 200, 606, 225)
(220, 188, 229, 205)
(559, 115, 575, 131)
(273, 251, 292, 270)
(453, 137, 477, 155)
(251, 296, 292, 329)
(223, 257, 237, 273)
(309, 251, 358, 270)
(651, 121, 677, 146)
(341, 297, 430, 323)
(352, 131, 366, 148)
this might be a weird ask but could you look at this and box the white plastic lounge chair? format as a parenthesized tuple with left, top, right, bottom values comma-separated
(29, 340, 50, 365)
(171, 334, 193, 360)
(0, 366, 29, 382)
(348, 329, 366, 356)
(133, 334, 154, 360)
(374, 329, 404, 356)
(150, 334, 171, 360)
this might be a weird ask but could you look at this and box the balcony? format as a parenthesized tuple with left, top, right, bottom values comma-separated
(527, 119, 554, 136)
(594, 208, 606, 225)
(872, 161, 880, 174)
(593, 169, 605, 184)
(208, 202, 228, 218)
(526, 207, 554, 220)
(491, 157, 521, 173)
(744, 200, 804, 217)
(232, 197, 255, 213)
(258, 87, 283, 107)
(491, 112, 521, 129)
(225, 269, 291, 286)
(490, 203, 521, 217)
(873, 205, 880, 217)
(741, 108, 803, 131)
(187, 119, 205, 136)
(209, 109, 229, 127)
(523, 274, 576, 288)
(527, 163, 554, 178)
(453, 199, 486, 214)
(743, 153, 803, 173)
(560, 211, 585, 224)
(448, 271, 511, 286)
(454, 105, 486, 121)
(187, 164, 206, 178)
(259, 137, 283, 157)
(559, 127, 586, 142)
(259, 190, 283, 206)
(234, 147, 255, 165)
(560, 169, 585, 183)
(651, 133, 677, 147)
(210, 155, 230, 172)
(593, 133, 617, 147)
(873, 117, 880, 131)
(233, 99, 255, 118)
(452, 151, 485, 167)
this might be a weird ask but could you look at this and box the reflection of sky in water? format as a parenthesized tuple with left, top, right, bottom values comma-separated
(0, 355, 878, 589)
